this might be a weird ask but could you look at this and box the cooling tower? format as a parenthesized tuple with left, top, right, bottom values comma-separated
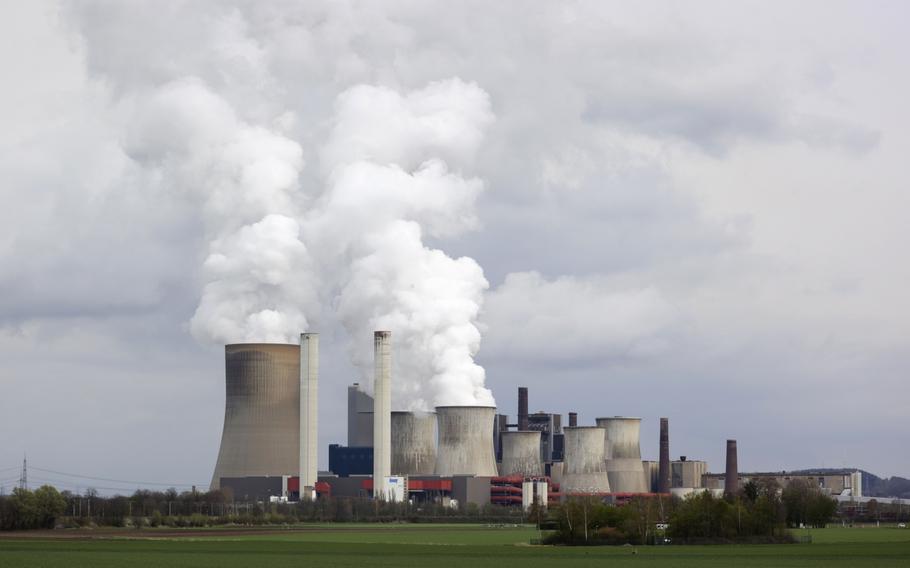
(658, 417, 670, 493)
(499, 431, 543, 476)
(391, 411, 437, 475)
(373, 331, 392, 499)
(434, 406, 498, 476)
(561, 426, 611, 494)
(299, 333, 318, 498)
(724, 439, 738, 498)
(210, 343, 300, 490)
(596, 417, 648, 493)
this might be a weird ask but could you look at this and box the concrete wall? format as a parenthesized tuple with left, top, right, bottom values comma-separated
(672, 460, 707, 489)
(211, 344, 300, 489)
(219, 476, 284, 501)
(347, 385, 373, 447)
(643, 460, 660, 492)
(451, 475, 492, 507)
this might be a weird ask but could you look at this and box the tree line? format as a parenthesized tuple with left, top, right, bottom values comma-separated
(542, 478, 838, 545)
(0, 478, 839, 538)
(1, 485, 525, 530)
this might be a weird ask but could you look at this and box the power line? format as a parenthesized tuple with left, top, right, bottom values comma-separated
(29, 466, 205, 488)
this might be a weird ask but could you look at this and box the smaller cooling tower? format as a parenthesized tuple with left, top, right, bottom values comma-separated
(561, 426, 611, 494)
(499, 431, 543, 476)
(434, 406, 498, 477)
(391, 411, 437, 475)
(596, 417, 648, 493)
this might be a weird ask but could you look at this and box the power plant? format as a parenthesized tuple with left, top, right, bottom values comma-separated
(211, 333, 742, 507)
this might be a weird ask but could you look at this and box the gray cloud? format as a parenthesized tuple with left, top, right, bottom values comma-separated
(1, 0, 908, 489)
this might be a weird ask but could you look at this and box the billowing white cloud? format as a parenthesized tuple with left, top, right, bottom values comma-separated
(2, 0, 908, 486)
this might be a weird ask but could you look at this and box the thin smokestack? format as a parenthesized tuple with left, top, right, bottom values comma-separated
(518, 387, 528, 430)
(373, 331, 392, 500)
(568, 412, 578, 428)
(724, 439, 738, 498)
(299, 333, 319, 500)
(658, 417, 670, 493)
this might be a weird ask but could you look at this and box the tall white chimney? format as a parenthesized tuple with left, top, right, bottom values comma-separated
(373, 331, 392, 500)
(299, 332, 319, 500)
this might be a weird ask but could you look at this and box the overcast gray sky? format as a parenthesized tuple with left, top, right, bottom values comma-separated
(1, 1, 908, 494)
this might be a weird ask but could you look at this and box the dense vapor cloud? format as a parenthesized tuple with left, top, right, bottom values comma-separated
(2, 0, 909, 487)
(123, 78, 314, 344)
(309, 80, 495, 409)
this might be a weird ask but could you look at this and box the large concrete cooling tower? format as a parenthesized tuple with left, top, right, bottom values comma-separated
(391, 411, 437, 475)
(596, 417, 648, 493)
(561, 426, 611, 494)
(434, 406, 498, 476)
(211, 343, 300, 489)
(499, 431, 543, 476)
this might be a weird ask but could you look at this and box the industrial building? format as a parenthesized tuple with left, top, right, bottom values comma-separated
(212, 332, 741, 508)
(703, 469, 863, 497)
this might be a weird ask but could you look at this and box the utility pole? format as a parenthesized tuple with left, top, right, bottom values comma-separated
(19, 455, 27, 491)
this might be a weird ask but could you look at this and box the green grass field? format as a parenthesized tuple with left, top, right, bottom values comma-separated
(1, 524, 908, 567)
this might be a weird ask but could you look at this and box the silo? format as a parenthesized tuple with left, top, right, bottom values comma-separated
(434, 406, 498, 476)
(561, 426, 611, 494)
(210, 343, 300, 489)
(596, 417, 648, 493)
(391, 411, 437, 475)
(499, 431, 543, 476)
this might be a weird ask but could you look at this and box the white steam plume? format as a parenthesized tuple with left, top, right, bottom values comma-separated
(124, 74, 495, 408)
(124, 78, 315, 344)
(308, 79, 495, 409)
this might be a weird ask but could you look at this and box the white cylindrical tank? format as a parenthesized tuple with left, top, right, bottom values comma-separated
(391, 411, 437, 475)
(373, 331, 392, 499)
(499, 431, 543, 476)
(434, 406, 498, 477)
(561, 426, 611, 494)
(596, 417, 648, 493)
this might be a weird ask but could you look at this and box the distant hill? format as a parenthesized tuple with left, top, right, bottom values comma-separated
(788, 468, 910, 499)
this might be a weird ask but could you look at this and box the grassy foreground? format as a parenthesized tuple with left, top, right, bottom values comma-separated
(1, 524, 908, 567)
